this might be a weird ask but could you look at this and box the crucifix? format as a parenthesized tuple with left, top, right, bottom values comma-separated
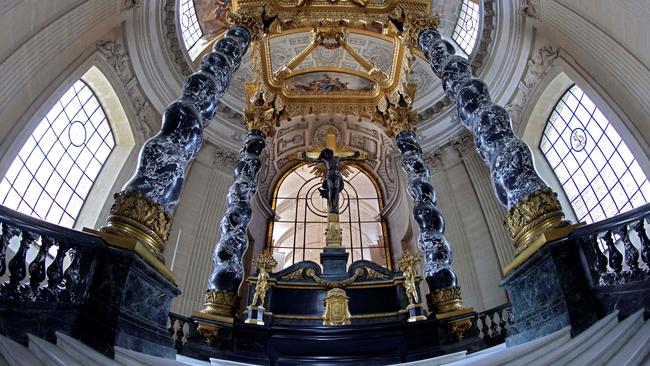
(301, 128, 367, 247)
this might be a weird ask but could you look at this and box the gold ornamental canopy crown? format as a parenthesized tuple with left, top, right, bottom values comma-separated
(229, 0, 439, 134)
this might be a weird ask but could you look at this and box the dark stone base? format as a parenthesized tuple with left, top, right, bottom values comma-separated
(0, 300, 81, 345)
(77, 246, 180, 358)
(501, 239, 600, 346)
(182, 315, 483, 365)
(592, 279, 650, 318)
(320, 248, 349, 279)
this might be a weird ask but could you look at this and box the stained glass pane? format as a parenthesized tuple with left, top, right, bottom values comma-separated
(269, 163, 390, 269)
(0, 80, 115, 227)
(452, 0, 480, 55)
(540, 85, 649, 223)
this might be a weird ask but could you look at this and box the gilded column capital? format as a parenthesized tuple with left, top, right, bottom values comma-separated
(401, 14, 440, 49)
(244, 92, 280, 138)
(102, 191, 173, 262)
(227, 11, 264, 40)
(379, 99, 418, 138)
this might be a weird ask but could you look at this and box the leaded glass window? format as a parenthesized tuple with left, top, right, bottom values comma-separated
(269, 164, 391, 270)
(540, 85, 650, 224)
(179, 0, 203, 51)
(452, 0, 480, 55)
(0, 80, 115, 228)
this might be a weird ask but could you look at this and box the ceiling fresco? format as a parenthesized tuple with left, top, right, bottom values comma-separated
(194, 0, 232, 40)
(285, 72, 376, 93)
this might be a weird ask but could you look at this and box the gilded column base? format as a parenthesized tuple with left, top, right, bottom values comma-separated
(505, 188, 571, 255)
(193, 289, 239, 324)
(100, 192, 172, 263)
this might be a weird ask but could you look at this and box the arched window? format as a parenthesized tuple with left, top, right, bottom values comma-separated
(269, 164, 391, 270)
(179, 0, 203, 53)
(452, 0, 480, 55)
(540, 85, 650, 224)
(0, 80, 116, 228)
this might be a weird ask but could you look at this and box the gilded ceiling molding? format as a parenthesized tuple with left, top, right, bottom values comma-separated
(506, 45, 560, 133)
(96, 40, 155, 138)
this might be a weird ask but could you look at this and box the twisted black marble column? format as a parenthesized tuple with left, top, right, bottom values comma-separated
(396, 131, 457, 295)
(417, 29, 546, 209)
(204, 129, 267, 315)
(123, 26, 251, 212)
(103, 27, 252, 262)
(417, 29, 568, 254)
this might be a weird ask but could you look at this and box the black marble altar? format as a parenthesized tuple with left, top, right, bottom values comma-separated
(78, 246, 180, 358)
(501, 237, 600, 346)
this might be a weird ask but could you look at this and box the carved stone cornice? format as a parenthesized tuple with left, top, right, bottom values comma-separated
(519, 0, 541, 20)
(212, 145, 239, 170)
(449, 130, 474, 158)
(506, 45, 560, 131)
(96, 40, 155, 137)
(163, 0, 192, 78)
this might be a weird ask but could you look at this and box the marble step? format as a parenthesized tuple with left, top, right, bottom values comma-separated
(54, 332, 119, 366)
(445, 325, 571, 366)
(27, 334, 83, 366)
(0, 334, 44, 366)
(389, 350, 467, 366)
(114, 346, 190, 366)
(176, 354, 211, 366)
(567, 310, 645, 366)
(527, 311, 620, 366)
(604, 313, 650, 366)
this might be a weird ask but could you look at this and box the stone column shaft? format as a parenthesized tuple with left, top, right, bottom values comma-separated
(201, 129, 268, 319)
(395, 130, 464, 314)
(417, 29, 568, 255)
(101, 27, 252, 262)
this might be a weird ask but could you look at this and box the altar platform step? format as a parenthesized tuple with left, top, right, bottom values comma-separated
(0, 310, 648, 365)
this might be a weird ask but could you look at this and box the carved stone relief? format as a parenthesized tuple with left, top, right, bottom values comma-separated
(96, 39, 156, 138)
(506, 45, 560, 132)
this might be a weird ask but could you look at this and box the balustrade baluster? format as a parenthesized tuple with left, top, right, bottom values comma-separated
(477, 314, 486, 338)
(0, 222, 18, 276)
(618, 225, 641, 277)
(603, 230, 623, 282)
(175, 318, 186, 352)
(1, 230, 38, 298)
(43, 240, 67, 300)
(61, 248, 82, 302)
(168, 317, 176, 337)
(497, 311, 507, 336)
(589, 234, 608, 283)
(633, 219, 650, 268)
(28, 235, 52, 298)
